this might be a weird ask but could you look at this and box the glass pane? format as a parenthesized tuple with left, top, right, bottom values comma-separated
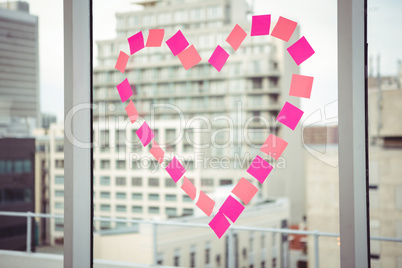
(0, 0, 64, 256)
(368, 1, 402, 267)
(92, 0, 339, 266)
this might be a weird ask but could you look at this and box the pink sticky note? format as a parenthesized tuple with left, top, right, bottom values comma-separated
(166, 157, 186, 183)
(136, 122, 154, 147)
(128, 32, 145, 55)
(181, 176, 196, 200)
(116, 78, 133, 102)
(146, 29, 164, 47)
(289, 74, 314, 99)
(177, 45, 202, 70)
(208, 45, 229, 72)
(271, 16, 297, 42)
(166, 30, 189, 56)
(125, 100, 139, 124)
(231, 178, 258, 205)
(260, 134, 288, 160)
(251, 14, 271, 36)
(287, 36, 315, 65)
(219, 195, 245, 223)
(226, 24, 247, 51)
(196, 191, 215, 216)
(277, 102, 304, 130)
(115, 51, 129, 73)
(149, 140, 164, 164)
(209, 212, 230, 239)
(247, 155, 273, 184)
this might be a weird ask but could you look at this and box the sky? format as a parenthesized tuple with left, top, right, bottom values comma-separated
(1, 0, 401, 123)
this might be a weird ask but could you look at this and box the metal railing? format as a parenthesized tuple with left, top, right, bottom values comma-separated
(1, 211, 401, 268)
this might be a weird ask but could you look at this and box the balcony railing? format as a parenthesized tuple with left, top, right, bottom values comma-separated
(0, 211, 401, 268)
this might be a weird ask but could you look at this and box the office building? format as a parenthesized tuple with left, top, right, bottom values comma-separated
(93, 0, 305, 226)
(0, 1, 40, 137)
(0, 138, 35, 251)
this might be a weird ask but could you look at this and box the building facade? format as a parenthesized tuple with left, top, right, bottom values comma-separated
(93, 0, 305, 225)
(0, 138, 35, 251)
(0, 1, 40, 137)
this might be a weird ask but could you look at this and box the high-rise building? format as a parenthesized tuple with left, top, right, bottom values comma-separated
(0, 138, 35, 251)
(93, 0, 304, 225)
(0, 1, 40, 137)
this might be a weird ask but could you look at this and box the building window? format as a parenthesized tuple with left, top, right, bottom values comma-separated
(131, 177, 142, 186)
(55, 175, 64, 185)
(116, 176, 126, 186)
(205, 242, 211, 264)
(220, 179, 233, 186)
(132, 193, 142, 200)
(201, 178, 214, 186)
(148, 177, 159, 187)
(251, 78, 262, 89)
(148, 206, 160, 214)
(165, 178, 176, 187)
(190, 247, 196, 268)
(174, 249, 181, 266)
(116, 160, 126, 169)
(55, 190, 64, 197)
(132, 206, 143, 213)
(165, 194, 177, 201)
(165, 207, 177, 216)
(100, 219, 111, 230)
(100, 176, 110, 186)
(100, 160, 110, 169)
(55, 159, 64, 169)
(183, 195, 192, 202)
(100, 191, 110, 199)
(116, 205, 127, 212)
(100, 204, 111, 212)
(55, 218, 64, 232)
(183, 208, 193, 216)
(116, 192, 126, 199)
(148, 193, 159, 201)
(55, 202, 64, 209)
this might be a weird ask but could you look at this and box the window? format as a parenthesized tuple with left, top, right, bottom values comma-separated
(183, 195, 192, 202)
(148, 206, 160, 214)
(100, 160, 110, 169)
(174, 249, 181, 266)
(100, 204, 111, 212)
(55, 175, 64, 185)
(165, 194, 177, 201)
(148, 193, 159, 201)
(132, 193, 142, 200)
(220, 179, 233, 186)
(55, 159, 64, 168)
(131, 177, 142, 186)
(100, 176, 110, 186)
(148, 177, 159, 187)
(55, 190, 64, 197)
(190, 246, 196, 268)
(132, 206, 143, 213)
(116, 192, 126, 199)
(165, 178, 176, 188)
(205, 242, 211, 264)
(100, 191, 110, 199)
(116, 205, 127, 212)
(165, 207, 177, 216)
(183, 208, 193, 216)
(116, 160, 126, 169)
(116, 176, 126, 186)
(55, 202, 64, 209)
(201, 178, 214, 186)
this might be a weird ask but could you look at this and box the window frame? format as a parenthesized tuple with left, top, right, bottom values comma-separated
(63, 0, 370, 266)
